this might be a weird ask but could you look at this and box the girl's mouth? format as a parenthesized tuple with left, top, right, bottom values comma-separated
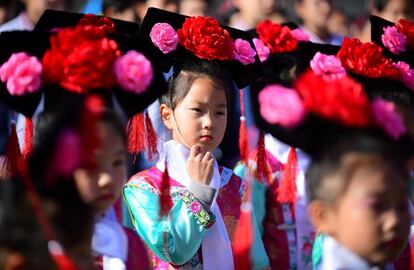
(200, 135, 213, 142)
(97, 193, 115, 202)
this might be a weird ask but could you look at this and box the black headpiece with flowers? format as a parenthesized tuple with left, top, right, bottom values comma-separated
(0, 13, 167, 159)
(139, 7, 262, 89)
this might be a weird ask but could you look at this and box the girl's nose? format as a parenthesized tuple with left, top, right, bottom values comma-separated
(202, 114, 213, 130)
(97, 172, 114, 188)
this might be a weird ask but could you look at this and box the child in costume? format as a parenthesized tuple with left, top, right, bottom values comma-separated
(0, 10, 169, 270)
(250, 44, 413, 269)
(123, 8, 269, 270)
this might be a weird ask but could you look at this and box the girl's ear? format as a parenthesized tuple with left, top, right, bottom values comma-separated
(308, 200, 337, 236)
(160, 104, 174, 130)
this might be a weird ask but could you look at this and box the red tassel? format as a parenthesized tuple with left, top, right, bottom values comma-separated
(159, 162, 173, 218)
(144, 111, 158, 161)
(127, 113, 145, 161)
(277, 147, 297, 204)
(52, 254, 78, 270)
(232, 202, 253, 270)
(22, 117, 34, 159)
(2, 123, 22, 177)
(79, 96, 102, 169)
(239, 90, 248, 163)
(254, 131, 270, 184)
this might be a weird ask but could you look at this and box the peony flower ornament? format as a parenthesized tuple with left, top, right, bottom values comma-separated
(149, 16, 257, 65)
(381, 19, 414, 54)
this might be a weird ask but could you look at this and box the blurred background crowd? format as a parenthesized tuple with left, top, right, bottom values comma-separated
(1, 0, 414, 43)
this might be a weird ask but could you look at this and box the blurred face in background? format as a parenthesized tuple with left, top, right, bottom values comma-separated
(234, 0, 276, 26)
(179, 0, 209, 16)
(374, 0, 414, 22)
(22, 0, 65, 24)
(296, 0, 332, 30)
(328, 9, 349, 37)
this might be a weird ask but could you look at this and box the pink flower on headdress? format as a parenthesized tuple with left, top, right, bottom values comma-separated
(372, 99, 406, 139)
(253, 38, 270, 62)
(291, 28, 310, 42)
(232, 38, 257, 65)
(259, 84, 306, 128)
(114, 50, 154, 94)
(382, 26, 406, 55)
(0, 52, 42, 96)
(394, 61, 414, 91)
(310, 52, 346, 81)
(150, 22, 179, 54)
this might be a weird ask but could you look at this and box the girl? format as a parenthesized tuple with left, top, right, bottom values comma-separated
(124, 8, 269, 269)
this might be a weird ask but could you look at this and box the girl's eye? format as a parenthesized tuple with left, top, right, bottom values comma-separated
(191, 108, 202, 113)
(113, 158, 125, 167)
(217, 111, 226, 116)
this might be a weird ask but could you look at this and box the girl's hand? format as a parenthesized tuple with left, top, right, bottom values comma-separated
(187, 145, 214, 185)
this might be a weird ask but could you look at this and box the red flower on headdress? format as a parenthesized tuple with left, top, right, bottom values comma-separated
(295, 70, 373, 127)
(337, 38, 401, 80)
(177, 16, 234, 61)
(42, 15, 121, 94)
(256, 20, 297, 53)
(396, 19, 414, 50)
(78, 14, 116, 35)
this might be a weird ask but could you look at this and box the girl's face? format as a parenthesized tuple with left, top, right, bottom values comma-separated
(321, 161, 410, 265)
(162, 77, 228, 152)
(74, 121, 127, 216)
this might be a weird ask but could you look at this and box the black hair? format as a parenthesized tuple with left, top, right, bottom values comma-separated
(306, 131, 411, 204)
(160, 60, 234, 110)
(102, 0, 137, 13)
(374, 0, 414, 11)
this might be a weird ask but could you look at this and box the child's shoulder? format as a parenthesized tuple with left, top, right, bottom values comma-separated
(126, 167, 162, 194)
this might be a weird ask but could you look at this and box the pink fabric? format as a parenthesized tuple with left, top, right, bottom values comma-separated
(382, 26, 406, 55)
(114, 50, 153, 94)
(150, 23, 179, 54)
(259, 84, 305, 128)
(232, 38, 257, 65)
(372, 99, 406, 139)
(253, 38, 270, 62)
(310, 52, 346, 81)
(0, 52, 42, 96)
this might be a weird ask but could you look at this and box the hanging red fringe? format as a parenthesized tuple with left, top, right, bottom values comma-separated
(144, 111, 158, 161)
(232, 203, 253, 270)
(2, 123, 21, 178)
(277, 147, 297, 204)
(22, 117, 34, 159)
(52, 254, 78, 270)
(239, 90, 248, 163)
(127, 113, 146, 162)
(159, 162, 173, 219)
(79, 95, 103, 169)
(254, 131, 270, 184)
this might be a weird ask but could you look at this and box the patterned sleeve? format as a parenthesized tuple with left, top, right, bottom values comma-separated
(122, 177, 215, 265)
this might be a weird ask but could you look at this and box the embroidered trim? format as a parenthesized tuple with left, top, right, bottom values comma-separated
(181, 190, 215, 229)
(163, 230, 174, 263)
(127, 177, 159, 194)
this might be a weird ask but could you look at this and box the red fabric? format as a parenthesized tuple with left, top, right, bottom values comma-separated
(22, 117, 33, 159)
(177, 16, 234, 60)
(127, 113, 145, 159)
(295, 70, 373, 128)
(397, 19, 414, 50)
(256, 20, 297, 53)
(52, 254, 78, 270)
(144, 111, 158, 161)
(42, 15, 120, 94)
(277, 147, 297, 204)
(337, 37, 401, 80)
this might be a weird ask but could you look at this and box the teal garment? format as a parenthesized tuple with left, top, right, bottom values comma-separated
(312, 234, 325, 269)
(234, 162, 267, 236)
(123, 185, 209, 265)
